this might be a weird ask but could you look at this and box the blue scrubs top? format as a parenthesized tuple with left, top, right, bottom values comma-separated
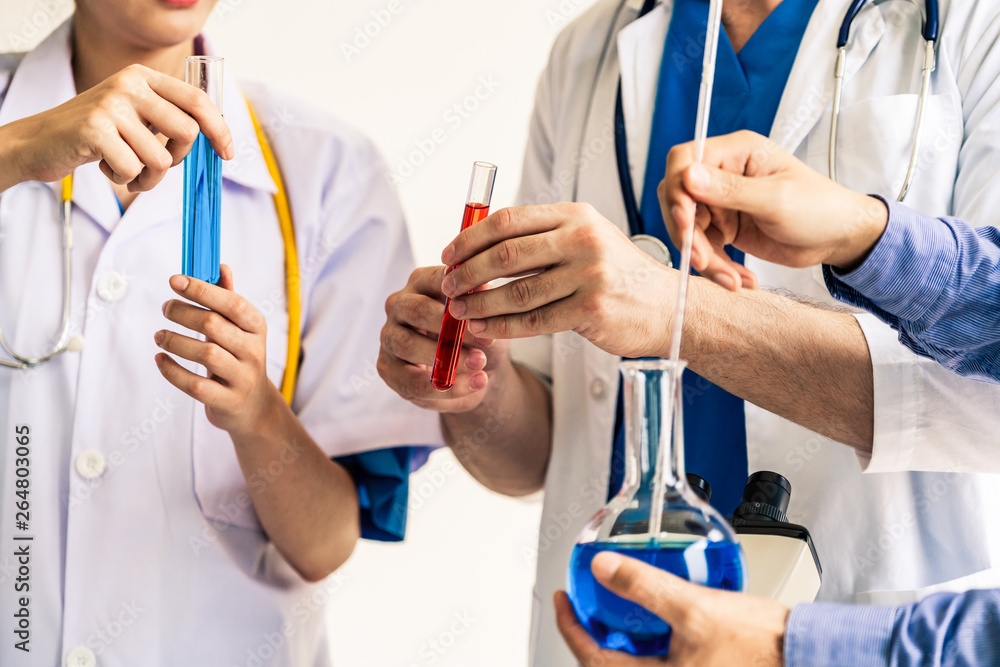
(609, 0, 818, 516)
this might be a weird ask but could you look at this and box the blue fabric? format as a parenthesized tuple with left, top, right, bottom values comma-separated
(610, 0, 818, 516)
(825, 198, 1000, 384)
(333, 446, 432, 542)
(784, 590, 1000, 666)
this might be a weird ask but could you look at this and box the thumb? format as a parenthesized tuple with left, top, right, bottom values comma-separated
(591, 551, 699, 625)
(684, 163, 773, 219)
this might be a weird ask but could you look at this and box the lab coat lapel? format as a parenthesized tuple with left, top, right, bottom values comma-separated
(618, 0, 673, 203)
(771, 0, 887, 153)
(0, 20, 122, 234)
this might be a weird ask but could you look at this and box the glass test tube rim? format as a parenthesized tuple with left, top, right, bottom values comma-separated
(466, 161, 497, 206)
(185, 55, 224, 113)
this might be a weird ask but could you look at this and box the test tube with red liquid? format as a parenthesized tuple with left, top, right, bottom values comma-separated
(431, 161, 498, 391)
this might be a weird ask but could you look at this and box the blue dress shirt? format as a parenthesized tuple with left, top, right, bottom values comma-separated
(824, 198, 1000, 384)
(785, 590, 1000, 666)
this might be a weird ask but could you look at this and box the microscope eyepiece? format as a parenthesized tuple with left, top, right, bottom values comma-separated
(686, 474, 712, 504)
(733, 471, 792, 523)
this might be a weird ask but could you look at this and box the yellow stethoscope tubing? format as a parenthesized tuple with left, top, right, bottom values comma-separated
(245, 98, 301, 406)
(0, 103, 302, 407)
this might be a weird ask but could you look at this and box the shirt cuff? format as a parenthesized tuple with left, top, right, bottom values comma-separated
(784, 602, 900, 667)
(824, 197, 958, 323)
(333, 445, 433, 542)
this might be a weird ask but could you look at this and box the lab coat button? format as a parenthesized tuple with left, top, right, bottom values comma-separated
(66, 646, 96, 667)
(590, 378, 607, 399)
(76, 450, 106, 480)
(97, 272, 128, 302)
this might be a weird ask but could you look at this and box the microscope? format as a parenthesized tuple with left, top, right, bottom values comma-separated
(690, 471, 823, 605)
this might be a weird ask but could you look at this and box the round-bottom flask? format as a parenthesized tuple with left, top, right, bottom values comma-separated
(567, 360, 747, 655)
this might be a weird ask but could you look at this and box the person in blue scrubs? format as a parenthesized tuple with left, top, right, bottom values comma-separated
(609, 0, 819, 516)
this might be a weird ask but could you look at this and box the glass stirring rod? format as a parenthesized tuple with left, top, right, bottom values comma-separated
(649, 0, 725, 540)
(431, 162, 498, 391)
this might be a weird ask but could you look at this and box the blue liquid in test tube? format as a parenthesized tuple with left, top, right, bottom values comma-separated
(182, 56, 224, 285)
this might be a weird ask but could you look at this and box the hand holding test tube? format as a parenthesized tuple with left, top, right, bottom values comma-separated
(431, 162, 498, 391)
(183, 56, 224, 285)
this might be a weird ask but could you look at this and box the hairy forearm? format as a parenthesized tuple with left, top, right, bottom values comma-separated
(230, 395, 360, 582)
(675, 277, 874, 452)
(440, 360, 552, 496)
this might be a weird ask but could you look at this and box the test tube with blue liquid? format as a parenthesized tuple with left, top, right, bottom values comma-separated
(182, 56, 223, 285)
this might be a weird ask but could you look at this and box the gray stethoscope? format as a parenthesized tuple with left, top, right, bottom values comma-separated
(830, 0, 938, 202)
(0, 177, 85, 369)
(590, 0, 940, 267)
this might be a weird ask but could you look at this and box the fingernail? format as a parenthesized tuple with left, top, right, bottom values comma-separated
(467, 349, 487, 369)
(468, 320, 486, 334)
(154, 354, 164, 369)
(170, 275, 190, 291)
(716, 273, 737, 291)
(441, 274, 457, 296)
(470, 372, 487, 390)
(591, 552, 624, 581)
(153, 330, 165, 345)
(670, 204, 686, 226)
(689, 164, 711, 191)
(161, 301, 169, 316)
(450, 299, 466, 318)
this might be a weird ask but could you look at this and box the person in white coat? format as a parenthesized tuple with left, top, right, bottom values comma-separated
(0, 1, 439, 665)
(378, 0, 1000, 664)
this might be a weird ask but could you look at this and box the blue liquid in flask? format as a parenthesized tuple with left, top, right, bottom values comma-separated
(182, 131, 222, 285)
(568, 537, 745, 656)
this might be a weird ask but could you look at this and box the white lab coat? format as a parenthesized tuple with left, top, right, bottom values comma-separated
(515, 1, 1000, 664)
(0, 21, 441, 667)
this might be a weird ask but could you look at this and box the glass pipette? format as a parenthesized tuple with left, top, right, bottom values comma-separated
(649, 0, 724, 540)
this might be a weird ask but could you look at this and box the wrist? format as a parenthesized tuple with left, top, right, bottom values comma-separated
(831, 194, 889, 272)
(0, 121, 31, 192)
(230, 382, 290, 442)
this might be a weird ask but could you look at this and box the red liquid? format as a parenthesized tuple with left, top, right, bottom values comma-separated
(431, 203, 491, 391)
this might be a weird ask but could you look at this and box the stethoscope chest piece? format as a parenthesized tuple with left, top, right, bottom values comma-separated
(630, 234, 673, 267)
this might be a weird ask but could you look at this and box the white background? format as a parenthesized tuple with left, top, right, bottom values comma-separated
(0, 0, 599, 665)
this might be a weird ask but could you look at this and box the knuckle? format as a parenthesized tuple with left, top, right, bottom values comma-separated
(202, 312, 224, 338)
(189, 378, 211, 402)
(523, 308, 546, 333)
(400, 296, 424, 327)
(495, 239, 520, 272)
(152, 149, 172, 172)
(385, 292, 399, 318)
(510, 278, 533, 308)
(493, 207, 516, 236)
(180, 117, 200, 144)
(390, 326, 414, 357)
(493, 317, 512, 339)
(201, 344, 224, 368)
